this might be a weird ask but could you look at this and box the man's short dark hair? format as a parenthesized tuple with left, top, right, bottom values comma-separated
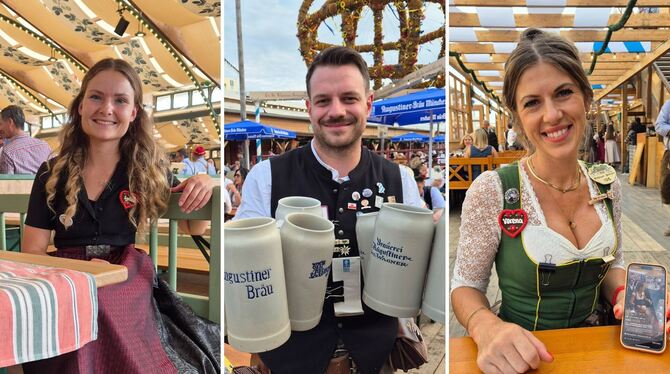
(176, 148, 188, 158)
(1, 105, 24, 129)
(305, 46, 370, 97)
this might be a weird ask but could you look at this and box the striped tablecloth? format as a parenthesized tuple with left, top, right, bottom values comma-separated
(0, 259, 98, 367)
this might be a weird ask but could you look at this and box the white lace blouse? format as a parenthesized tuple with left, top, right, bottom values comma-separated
(451, 161, 624, 294)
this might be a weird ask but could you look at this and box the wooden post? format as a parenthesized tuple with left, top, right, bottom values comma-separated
(647, 65, 653, 120)
(621, 83, 628, 173)
(466, 79, 473, 134)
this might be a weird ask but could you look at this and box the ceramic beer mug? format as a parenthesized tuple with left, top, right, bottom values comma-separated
(281, 212, 335, 331)
(421, 213, 445, 324)
(362, 203, 435, 318)
(275, 196, 322, 227)
(224, 217, 291, 352)
(355, 211, 378, 280)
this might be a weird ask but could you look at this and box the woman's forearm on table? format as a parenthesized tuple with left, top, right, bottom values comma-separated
(21, 225, 51, 255)
(451, 286, 499, 340)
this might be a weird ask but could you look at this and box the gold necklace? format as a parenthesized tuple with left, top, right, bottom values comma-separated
(526, 157, 581, 193)
(526, 158, 580, 230)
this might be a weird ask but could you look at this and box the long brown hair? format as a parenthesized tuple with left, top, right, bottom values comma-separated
(503, 28, 593, 153)
(44, 58, 170, 232)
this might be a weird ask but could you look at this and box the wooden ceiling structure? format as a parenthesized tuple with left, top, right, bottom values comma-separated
(449, 0, 670, 111)
(0, 0, 220, 151)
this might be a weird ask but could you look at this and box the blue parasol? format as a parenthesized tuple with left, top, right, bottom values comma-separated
(224, 120, 296, 140)
(390, 132, 430, 142)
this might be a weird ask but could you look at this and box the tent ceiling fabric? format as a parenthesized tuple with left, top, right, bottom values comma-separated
(449, 4, 670, 100)
(0, 0, 219, 119)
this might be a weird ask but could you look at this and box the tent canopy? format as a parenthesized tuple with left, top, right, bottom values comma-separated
(224, 120, 296, 140)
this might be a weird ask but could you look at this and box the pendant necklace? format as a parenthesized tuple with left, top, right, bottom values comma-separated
(526, 157, 581, 230)
(526, 157, 580, 193)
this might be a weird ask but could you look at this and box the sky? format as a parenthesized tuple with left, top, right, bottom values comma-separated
(223, 0, 445, 93)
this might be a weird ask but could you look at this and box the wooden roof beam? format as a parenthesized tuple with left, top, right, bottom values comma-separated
(454, 29, 670, 43)
(451, 13, 670, 28)
(595, 37, 670, 101)
(452, 0, 669, 6)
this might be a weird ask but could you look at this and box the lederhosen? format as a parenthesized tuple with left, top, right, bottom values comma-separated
(495, 162, 617, 330)
(260, 145, 403, 374)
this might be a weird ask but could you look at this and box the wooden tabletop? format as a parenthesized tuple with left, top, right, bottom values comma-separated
(450, 325, 670, 373)
(0, 250, 128, 287)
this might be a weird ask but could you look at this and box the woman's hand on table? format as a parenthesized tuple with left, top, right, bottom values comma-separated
(472, 317, 553, 374)
(170, 174, 213, 213)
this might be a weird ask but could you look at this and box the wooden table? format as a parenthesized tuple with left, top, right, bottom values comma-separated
(0, 250, 128, 287)
(450, 325, 670, 373)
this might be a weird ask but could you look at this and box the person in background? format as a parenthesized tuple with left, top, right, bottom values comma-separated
(173, 148, 194, 175)
(604, 124, 620, 166)
(626, 117, 646, 146)
(579, 120, 595, 163)
(412, 162, 445, 223)
(505, 123, 518, 150)
(0, 105, 52, 174)
(454, 133, 474, 156)
(186, 145, 217, 176)
(233, 167, 248, 204)
(595, 127, 606, 163)
(207, 158, 218, 174)
(482, 120, 499, 151)
(654, 99, 670, 235)
(224, 175, 241, 208)
(465, 128, 498, 179)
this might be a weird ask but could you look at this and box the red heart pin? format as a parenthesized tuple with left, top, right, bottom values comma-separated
(119, 190, 135, 210)
(498, 209, 528, 238)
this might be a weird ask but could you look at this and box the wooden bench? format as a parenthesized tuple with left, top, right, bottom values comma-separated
(449, 156, 524, 190)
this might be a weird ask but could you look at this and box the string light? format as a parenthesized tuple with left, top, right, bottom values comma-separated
(0, 14, 86, 72)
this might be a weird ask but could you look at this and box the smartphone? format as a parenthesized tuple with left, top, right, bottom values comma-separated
(620, 263, 667, 353)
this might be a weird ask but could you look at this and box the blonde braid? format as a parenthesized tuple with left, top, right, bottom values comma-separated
(61, 158, 83, 229)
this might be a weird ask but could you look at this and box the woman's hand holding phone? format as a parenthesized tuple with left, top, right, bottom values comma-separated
(619, 263, 668, 353)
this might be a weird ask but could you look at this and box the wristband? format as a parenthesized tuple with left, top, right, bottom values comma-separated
(465, 306, 488, 335)
(611, 285, 625, 306)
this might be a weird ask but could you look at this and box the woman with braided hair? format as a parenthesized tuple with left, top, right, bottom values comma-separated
(20, 58, 215, 373)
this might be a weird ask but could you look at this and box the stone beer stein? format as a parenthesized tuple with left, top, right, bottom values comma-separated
(224, 217, 291, 352)
(362, 203, 435, 318)
(274, 196, 322, 227)
(281, 212, 335, 331)
(421, 213, 445, 324)
(355, 211, 378, 280)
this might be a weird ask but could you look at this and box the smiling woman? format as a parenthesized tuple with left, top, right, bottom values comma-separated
(20, 58, 218, 373)
(450, 28, 629, 374)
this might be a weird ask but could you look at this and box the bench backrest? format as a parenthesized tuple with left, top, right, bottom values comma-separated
(149, 186, 220, 323)
(449, 156, 524, 190)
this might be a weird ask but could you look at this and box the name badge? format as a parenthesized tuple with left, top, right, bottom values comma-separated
(332, 256, 364, 317)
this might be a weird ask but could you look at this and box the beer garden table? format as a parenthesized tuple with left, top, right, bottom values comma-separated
(450, 325, 670, 373)
(0, 251, 128, 371)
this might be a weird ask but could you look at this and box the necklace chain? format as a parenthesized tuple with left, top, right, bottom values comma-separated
(526, 157, 580, 230)
(526, 157, 581, 193)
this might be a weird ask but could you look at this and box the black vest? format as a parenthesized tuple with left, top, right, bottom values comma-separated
(260, 145, 403, 374)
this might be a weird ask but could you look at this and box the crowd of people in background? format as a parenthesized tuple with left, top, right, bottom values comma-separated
(223, 144, 447, 221)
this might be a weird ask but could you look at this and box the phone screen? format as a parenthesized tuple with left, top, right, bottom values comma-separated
(621, 263, 667, 352)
